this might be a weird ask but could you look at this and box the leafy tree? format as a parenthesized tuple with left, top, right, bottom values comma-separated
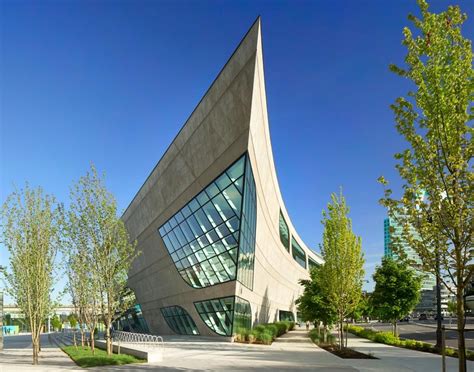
(297, 265, 337, 341)
(51, 315, 62, 331)
(349, 292, 373, 322)
(1, 185, 63, 364)
(66, 165, 138, 355)
(320, 191, 365, 349)
(68, 314, 78, 329)
(371, 257, 421, 336)
(378, 1, 473, 369)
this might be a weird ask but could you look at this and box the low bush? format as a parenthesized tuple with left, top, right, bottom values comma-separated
(234, 320, 296, 345)
(373, 331, 399, 345)
(308, 328, 335, 345)
(273, 322, 289, 337)
(262, 324, 278, 339)
(258, 330, 274, 345)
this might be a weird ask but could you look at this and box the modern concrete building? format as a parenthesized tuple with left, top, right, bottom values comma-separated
(122, 18, 323, 338)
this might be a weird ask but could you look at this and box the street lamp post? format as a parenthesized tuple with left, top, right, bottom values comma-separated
(435, 251, 443, 351)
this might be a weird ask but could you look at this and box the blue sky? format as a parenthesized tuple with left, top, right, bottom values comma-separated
(1, 0, 473, 303)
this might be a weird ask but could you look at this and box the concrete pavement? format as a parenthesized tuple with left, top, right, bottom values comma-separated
(1, 328, 474, 371)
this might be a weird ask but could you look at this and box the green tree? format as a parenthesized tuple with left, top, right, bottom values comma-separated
(379, 1, 473, 369)
(320, 191, 365, 349)
(297, 265, 337, 341)
(371, 258, 421, 336)
(1, 185, 63, 364)
(66, 165, 138, 355)
(51, 315, 62, 331)
(68, 314, 78, 329)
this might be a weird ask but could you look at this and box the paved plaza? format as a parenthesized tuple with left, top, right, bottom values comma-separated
(1, 329, 473, 371)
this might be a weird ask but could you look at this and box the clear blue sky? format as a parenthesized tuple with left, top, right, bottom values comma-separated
(1, 0, 473, 303)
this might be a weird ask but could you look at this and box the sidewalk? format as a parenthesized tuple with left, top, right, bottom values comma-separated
(344, 331, 474, 372)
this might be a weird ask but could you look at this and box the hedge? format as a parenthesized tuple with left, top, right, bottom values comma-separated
(234, 321, 295, 345)
(346, 324, 474, 360)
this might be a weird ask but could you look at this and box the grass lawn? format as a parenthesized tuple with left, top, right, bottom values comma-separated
(62, 345, 146, 368)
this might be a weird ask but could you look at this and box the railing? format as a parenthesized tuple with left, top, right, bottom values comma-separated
(112, 330, 164, 351)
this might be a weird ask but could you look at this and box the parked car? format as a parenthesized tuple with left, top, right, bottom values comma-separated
(434, 314, 444, 321)
(400, 315, 411, 322)
(419, 313, 428, 320)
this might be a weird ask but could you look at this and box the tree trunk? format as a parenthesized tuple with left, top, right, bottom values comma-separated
(456, 290, 466, 372)
(32, 333, 39, 365)
(316, 321, 320, 337)
(106, 325, 112, 355)
(393, 320, 397, 337)
(345, 321, 348, 348)
(90, 331, 95, 354)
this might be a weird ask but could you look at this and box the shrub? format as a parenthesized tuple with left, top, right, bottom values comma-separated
(254, 325, 266, 334)
(262, 324, 278, 339)
(373, 331, 399, 345)
(273, 322, 289, 337)
(258, 330, 273, 345)
(247, 330, 258, 344)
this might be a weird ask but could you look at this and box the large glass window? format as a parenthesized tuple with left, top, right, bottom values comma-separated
(237, 156, 256, 290)
(158, 156, 246, 288)
(160, 306, 199, 335)
(279, 212, 290, 251)
(194, 297, 234, 336)
(233, 297, 252, 333)
(279, 310, 295, 322)
(308, 256, 320, 271)
(194, 296, 251, 336)
(291, 237, 306, 269)
(113, 304, 150, 333)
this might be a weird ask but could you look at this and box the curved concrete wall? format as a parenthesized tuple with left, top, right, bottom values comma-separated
(123, 18, 323, 338)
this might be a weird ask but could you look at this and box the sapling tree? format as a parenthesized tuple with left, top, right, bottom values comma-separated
(379, 1, 474, 369)
(320, 191, 365, 349)
(1, 185, 63, 364)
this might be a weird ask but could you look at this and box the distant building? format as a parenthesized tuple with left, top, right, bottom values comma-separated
(415, 284, 453, 315)
(384, 216, 436, 291)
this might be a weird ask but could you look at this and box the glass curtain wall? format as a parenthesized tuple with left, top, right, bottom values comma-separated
(160, 306, 199, 335)
(308, 257, 320, 270)
(158, 156, 246, 288)
(236, 156, 257, 289)
(194, 297, 234, 336)
(113, 304, 150, 333)
(291, 237, 306, 269)
(194, 296, 251, 336)
(279, 212, 290, 251)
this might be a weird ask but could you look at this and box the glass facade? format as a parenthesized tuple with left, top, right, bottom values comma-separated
(279, 310, 295, 322)
(158, 156, 247, 288)
(113, 304, 150, 333)
(194, 297, 234, 336)
(291, 237, 306, 269)
(160, 305, 199, 335)
(233, 297, 252, 332)
(308, 256, 320, 270)
(194, 296, 251, 336)
(237, 156, 257, 289)
(279, 212, 290, 251)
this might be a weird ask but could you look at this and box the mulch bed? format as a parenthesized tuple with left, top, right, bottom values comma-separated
(319, 344, 378, 359)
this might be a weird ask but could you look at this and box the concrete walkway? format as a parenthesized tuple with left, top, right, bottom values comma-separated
(0, 333, 80, 372)
(2, 329, 474, 371)
(344, 332, 474, 372)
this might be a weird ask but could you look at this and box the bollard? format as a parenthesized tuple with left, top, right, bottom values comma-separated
(441, 326, 446, 372)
